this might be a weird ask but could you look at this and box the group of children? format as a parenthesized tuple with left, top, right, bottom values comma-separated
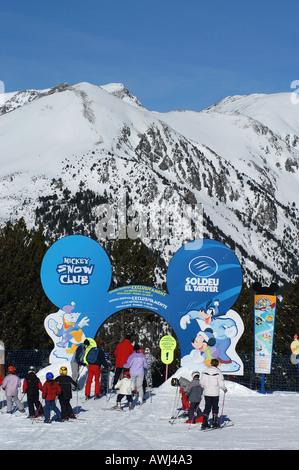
(0, 365, 77, 423)
(0, 356, 227, 427)
(178, 359, 227, 429)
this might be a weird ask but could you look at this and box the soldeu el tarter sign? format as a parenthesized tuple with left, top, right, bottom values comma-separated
(41, 236, 244, 374)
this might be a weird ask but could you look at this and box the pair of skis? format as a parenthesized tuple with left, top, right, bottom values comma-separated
(169, 409, 188, 425)
(201, 420, 234, 431)
(106, 404, 133, 412)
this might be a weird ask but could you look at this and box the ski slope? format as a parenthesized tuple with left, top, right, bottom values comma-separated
(0, 364, 298, 451)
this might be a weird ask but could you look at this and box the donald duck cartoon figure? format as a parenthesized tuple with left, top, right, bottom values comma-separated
(46, 302, 89, 359)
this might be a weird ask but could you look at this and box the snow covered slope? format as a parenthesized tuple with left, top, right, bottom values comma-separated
(0, 363, 298, 450)
(0, 82, 298, 285)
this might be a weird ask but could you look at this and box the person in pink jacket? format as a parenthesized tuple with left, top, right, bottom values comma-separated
(1, 366, 25, 414)
(123, 344, 147, 405)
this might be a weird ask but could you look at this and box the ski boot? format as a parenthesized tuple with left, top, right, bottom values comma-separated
(201, 414, 211, 430)
(212, 414, 220, 428)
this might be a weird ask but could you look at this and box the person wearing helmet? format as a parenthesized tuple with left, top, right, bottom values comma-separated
(42, 371, 62, 423)
(22, 366, 44, 418)
(55, 365, 77, 420)
(185, 371, 204, 424)
(1, 366, 25, 414)
(114, 371, 135, 410)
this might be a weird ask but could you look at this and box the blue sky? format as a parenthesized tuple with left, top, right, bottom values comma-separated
(1, 0, 299, 112)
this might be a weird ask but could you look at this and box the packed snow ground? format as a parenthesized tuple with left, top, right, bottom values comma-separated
(0, 363, 298, 451)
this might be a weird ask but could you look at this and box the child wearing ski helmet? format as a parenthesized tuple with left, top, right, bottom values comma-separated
(200, 358, 227, 429)
(23, 366, 44, 418)
(42, 372, 62, 423)
(114, 371, 135, 410)
(1, 366, 25, 414)
(55, 365, 77, 420)
(185, 371, 204, 424)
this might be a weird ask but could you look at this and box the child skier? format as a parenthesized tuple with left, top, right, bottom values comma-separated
(42, 372, 62, 423)
(55, 365, 77, 420)
(200, 358, 227, 429)
(23, 366, 44, 418)
(178, 376, 191, 413)
(1, 366, 25, 414)
(114, 371, 135, 410)
(185, 371, 204, 424)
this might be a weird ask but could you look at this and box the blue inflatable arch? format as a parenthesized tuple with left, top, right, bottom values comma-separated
(41, 235, 244, 375)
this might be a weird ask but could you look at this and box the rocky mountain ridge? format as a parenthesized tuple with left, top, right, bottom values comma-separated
(0, 82, 298, 287)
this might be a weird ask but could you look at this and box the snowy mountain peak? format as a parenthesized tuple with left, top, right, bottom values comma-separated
(203, 92, 299, 139)
(100, 82, 144, 108)
(0, 81, 298, 285)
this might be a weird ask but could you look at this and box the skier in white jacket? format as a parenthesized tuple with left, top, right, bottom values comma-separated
(200, 359, 227, 429)
(114, 371, 135, 409)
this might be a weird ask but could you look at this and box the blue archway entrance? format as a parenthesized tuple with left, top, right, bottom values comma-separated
(41, 235, 244, 375)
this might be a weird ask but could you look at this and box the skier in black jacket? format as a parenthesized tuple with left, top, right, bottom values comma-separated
(55, 366, 77, 420)
(23, 366, 44, 418)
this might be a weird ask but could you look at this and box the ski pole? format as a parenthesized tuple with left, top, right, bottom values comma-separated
(75, 384, 79, 415)
(188, 398, 202, 430)
(32, 401, 43, 424)
(76, 365, 86, 389)
(106, 370, 110, 397)
(169, 383, 180, 423)
(219, 390, 226, 427)
(145, 370, 152, 403)
(1, 389, 5, 413)
(106, 370, 116, 403)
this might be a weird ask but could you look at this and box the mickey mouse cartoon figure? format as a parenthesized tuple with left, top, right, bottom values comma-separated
(180, 298, 240, 372)
(189, 328, 218, 367)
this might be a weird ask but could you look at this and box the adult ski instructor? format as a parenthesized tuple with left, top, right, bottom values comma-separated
(113, 334, 134, 387)
(83, 338, 109, 399)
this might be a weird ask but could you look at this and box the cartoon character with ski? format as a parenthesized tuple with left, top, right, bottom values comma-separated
(46, 301, 89, 360)
(180, 299, 241, 372)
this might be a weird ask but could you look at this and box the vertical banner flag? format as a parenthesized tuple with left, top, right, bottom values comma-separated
(253, 282, 279, 374)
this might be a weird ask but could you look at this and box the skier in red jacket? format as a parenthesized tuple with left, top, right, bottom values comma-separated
(113, 335, 134, 387)
(42, 372, 62, 423)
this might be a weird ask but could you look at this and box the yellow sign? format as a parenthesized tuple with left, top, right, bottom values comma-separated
(291, 334, 299, 355)
(159, 335, 176, 364)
